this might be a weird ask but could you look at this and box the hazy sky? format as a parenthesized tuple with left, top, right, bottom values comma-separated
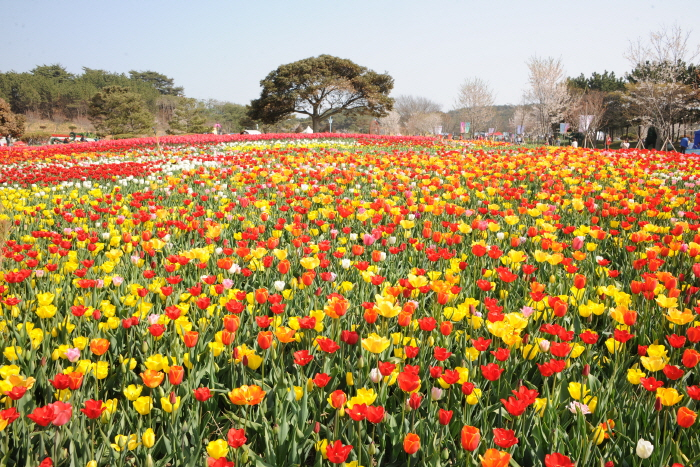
(4, 0, 699, 109)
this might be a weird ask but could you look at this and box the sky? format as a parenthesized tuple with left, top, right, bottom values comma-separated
(4, 0, 699, 110)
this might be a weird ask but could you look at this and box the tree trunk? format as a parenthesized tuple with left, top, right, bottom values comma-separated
(312, 116, 320, 133)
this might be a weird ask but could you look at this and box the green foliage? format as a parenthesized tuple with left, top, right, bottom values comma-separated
(19, 131, 52, 145)
(88, 86, 154, 137)
(201, 100, 248, 134)
(129, 70, 184, 96)
(0, 65, 180, 121)
(167, 98, 211, 135)
(568, 71, 626, 92)
(248, 55, 394, 132)
(0, 97, 25, 138)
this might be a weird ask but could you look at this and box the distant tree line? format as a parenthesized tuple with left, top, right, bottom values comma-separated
(0, 65, 237, 140)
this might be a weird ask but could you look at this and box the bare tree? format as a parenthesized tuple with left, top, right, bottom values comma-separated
(624, 24, 700, 149)
(509, 103, 536, 140)
(523, 56, 570, 138)
(455, 77, 495, 136)
(393, 95, 442, 130)
(405, 112, 443, 135)
(566, 90, 608, 147)
(379, 110, 401, 135)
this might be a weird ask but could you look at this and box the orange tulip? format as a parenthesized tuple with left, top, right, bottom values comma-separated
(67, 371, 83, 390)
(460, 425, 480, 451)
(141, 370, 165, 388)
(277, 260, 290, 274)
(228, 385, 266, 406)
(403, 433, 420, 455)
(183, 331, 199, 348)
(223, 315, 240, 332)
(168, 366, 184, 386)
(254, 288, 269, 304)
(481, 449, 511, 467)
(221, 330, 235, 346)
(89, 338, 110, 356)
(275, 326, 296, 343)
(217, 258, 234, 270)
(678, 406, 697, 428)
(257, 331, 273, 349)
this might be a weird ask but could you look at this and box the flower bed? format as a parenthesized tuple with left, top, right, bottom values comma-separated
(0, 136, 698, 467)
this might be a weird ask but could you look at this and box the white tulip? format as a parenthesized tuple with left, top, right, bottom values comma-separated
(636, 438, 653, 459)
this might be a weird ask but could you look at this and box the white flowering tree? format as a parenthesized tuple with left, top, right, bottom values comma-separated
(523, 56, 570, 139)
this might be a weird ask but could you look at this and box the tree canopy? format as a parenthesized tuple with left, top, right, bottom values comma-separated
(247, 55, 394, 132)
(167, 98, 211, 134)
(0, 98, 25, 140)
(88, 86, 154, 137)
(129, 70, 184, 96)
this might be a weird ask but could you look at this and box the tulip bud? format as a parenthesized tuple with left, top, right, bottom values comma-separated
(654, 397, 662, 412)
(441, 448, 450, 460)
(369, 368, 382, 384)
(313, 422, 320, 434)
(169, 391, 177, 404)
(430, 387, 443, 401)
(146, 454, 154, 467)
(368, 442, 376, 456)
(582, 364, 590, 376)
(357, 356, 365, 369)
(40, 356, 47, 366)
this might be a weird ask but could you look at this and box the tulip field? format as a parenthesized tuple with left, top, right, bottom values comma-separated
(2, 134, 700, 467)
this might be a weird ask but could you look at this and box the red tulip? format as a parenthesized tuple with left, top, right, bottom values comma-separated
(438, 408, 453, 425)
(80, 400, 106, 419)
(493, 428, 519, 448)
(226, 428, 247, 448)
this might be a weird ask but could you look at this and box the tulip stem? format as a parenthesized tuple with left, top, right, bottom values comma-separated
(356, 420, 361, 467)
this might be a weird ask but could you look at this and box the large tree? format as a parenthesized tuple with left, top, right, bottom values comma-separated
(88, 86, 154, 137)
(247, 55, 394, 132)
(393, 95, 441, 129)
(523, 56, 570, 138)
(0, 98, 25, 142)
(129, 70, 184, 96)
(167, 98, 211, 134)
(455, 77, 495, 136)
(624, 25, 700, 149)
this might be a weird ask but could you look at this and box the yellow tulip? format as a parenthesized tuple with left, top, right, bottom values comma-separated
(361, 333, 390, 354)
(466, 388, 482, 405)
(142, 428, 155, 448)
(656, 387, 683, 406)
(567, 382, 590, 401)
(123, 384, 143, 401)
(206, 439, 229, 459)
(640, 356, 667, 372)
(133, 396, 153, 415)
(160, 396, 181, 413)
(627, 368, 646, 385)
